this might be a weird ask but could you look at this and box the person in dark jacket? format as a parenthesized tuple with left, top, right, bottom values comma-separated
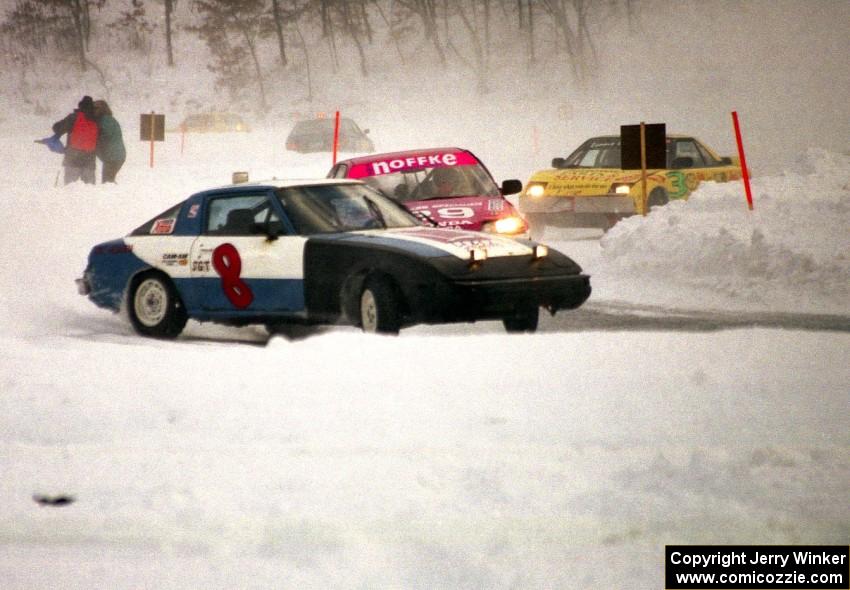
(93, 100, 126, 183)
(52, 96, 99, 185)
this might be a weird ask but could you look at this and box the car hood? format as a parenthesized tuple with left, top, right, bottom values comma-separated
(528, 168, 666, 196)
(404, 196, 517, 226)
(324, 227, 533, 260)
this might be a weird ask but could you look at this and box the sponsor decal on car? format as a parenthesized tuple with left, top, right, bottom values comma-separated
(151, 218, 176, 235)
(349, 151, 479, 178)
(161, 253, 189, 266)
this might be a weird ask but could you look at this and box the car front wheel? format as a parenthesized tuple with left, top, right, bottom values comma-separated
(128, 273, 188, 338)
(360, 277, 401, 334)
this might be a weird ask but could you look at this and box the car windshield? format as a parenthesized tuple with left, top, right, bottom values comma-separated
(275, 184, 420, 235)
(562, 138, 623, 169)
(360, 163, 501, 203)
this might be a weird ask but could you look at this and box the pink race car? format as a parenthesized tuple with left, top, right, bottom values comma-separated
(328, 148, 528, 236)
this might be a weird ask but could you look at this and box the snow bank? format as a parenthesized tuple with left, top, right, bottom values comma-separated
(593, 148, 850, 314)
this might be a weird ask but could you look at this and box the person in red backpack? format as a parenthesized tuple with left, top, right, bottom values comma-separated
(52, 96, 99, 185)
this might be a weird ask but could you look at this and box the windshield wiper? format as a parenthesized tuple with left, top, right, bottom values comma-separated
(363, 196, 387, 228)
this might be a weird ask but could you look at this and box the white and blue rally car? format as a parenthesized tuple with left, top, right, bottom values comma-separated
(76, 178, 591, 337)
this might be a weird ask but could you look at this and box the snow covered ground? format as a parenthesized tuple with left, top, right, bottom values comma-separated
(0, 112, 847, 588)
(1, 2, 849, 583)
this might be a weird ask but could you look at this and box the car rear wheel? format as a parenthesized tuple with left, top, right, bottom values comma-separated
(502, 305, 539, 333)
(360, 277, 401, 335)
(129, 272, 188, 338)
(648, 188, 669, 210)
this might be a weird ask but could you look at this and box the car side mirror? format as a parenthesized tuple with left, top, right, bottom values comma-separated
(252, 221, 279, 241)
(501, 179, 522, 196)
(719, 157, 732, 165)
(551, 157, 566, 169)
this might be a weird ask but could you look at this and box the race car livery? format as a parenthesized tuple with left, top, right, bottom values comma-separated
(77, 179, 590, 337)
(519, 134, 742, 235)
(329, 148, 527, 236)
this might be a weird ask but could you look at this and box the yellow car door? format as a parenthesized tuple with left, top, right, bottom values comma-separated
(664, 137, 739, 200)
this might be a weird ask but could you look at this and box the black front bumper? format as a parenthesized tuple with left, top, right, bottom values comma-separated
(410, 272, 591, 324)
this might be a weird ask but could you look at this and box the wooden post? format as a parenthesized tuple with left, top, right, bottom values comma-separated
(640, 121, 648, 216)
(149, 111, 155, 168)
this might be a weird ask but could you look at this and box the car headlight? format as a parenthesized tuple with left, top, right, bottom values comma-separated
(609, 183, 633, 195)
(525, 182, 547, 198)
(482, 216, 527, 235)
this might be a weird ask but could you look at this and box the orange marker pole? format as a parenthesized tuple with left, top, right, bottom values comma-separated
(332, 110, 340, 166)
(731, 111, 754, 210)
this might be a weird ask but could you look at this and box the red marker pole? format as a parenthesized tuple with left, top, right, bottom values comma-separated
(731, 111, 754, 210)
(332, 110, 340, 166)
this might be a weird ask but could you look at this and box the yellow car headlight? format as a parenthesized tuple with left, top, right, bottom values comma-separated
(526, 183, 547, 198)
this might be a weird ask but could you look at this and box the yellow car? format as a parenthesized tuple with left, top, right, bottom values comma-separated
(175, 112, 251, 133)
(519, 134, 742, 236)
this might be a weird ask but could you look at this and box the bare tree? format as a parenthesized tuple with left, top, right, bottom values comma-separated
(270, 0, 288, 66)
(164, 0, 175, 66)
(539, 0, 600, 82)
(1, 0, 104, 72)
(192, 0, 271, 111)
(337, 0, 370, 77)
(452, 2, 490, 94)
(370, 0, 406, 65)
(396, 0, 446, 65)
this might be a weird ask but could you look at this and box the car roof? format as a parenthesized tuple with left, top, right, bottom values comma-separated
(293, 117, 357, 127)
(335, 147, 468, 167)
(205, 177, 364, 192)
(587, 134, 692, 141)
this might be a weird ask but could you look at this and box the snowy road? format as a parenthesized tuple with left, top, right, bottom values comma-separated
(2, 121, 848, 588)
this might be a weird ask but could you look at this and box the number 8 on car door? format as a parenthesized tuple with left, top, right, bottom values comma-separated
(189, 193, 307, 312)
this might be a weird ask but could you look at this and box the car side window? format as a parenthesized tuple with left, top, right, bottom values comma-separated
(696, 142, 721, 166)
(672, 140, 706, 168)
(206, 195, 280, 236)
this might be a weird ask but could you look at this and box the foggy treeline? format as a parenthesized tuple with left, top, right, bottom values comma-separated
(1, 0, 635, 110)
